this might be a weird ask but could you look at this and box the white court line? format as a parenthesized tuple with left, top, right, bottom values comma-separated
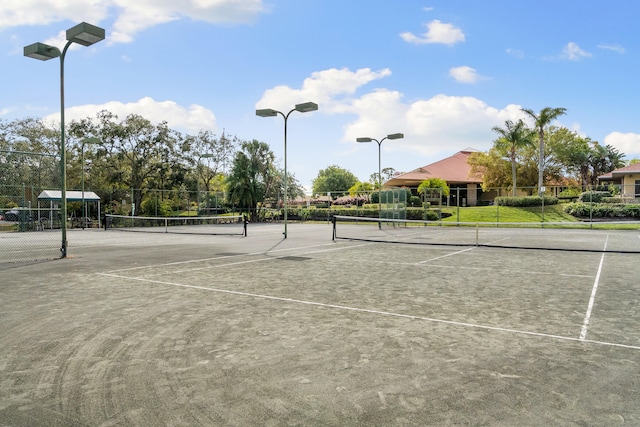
(98, 271, 640, 351)
(418, 247, 476, 264)
(103, 241, 370, 274)
(579, 235, 608, 341)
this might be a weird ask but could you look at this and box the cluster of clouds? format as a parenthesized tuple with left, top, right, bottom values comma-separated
(0, 0, 266, 47)
(6, 2, 640, 160)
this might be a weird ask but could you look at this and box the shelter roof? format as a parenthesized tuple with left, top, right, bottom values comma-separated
(37, 190, 101, 201)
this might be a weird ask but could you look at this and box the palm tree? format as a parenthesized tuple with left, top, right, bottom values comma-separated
(521, 107, 567, 195)
(492, 119, 535, 196)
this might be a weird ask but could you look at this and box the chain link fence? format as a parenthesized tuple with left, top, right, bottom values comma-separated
(1, 151, 62, 266)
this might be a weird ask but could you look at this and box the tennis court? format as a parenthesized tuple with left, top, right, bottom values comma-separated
(1, 222, 639, 425)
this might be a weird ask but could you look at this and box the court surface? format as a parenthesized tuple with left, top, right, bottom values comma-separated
(1, 223, 639, 426)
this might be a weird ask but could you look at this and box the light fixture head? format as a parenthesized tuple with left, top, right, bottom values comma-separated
(66, 22, 105, 46)
(387, 133, 404, 140)
(356, 137, 373, 143)
(82, 137, 101, 145)
(256, 108, 278, 117)
(294, 102, 318, 113)
(24, 42, 60, 61)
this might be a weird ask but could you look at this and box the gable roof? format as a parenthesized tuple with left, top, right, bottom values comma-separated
(385, 149, 482, 187)
(597, 163, 640, 180)
(37, 190, 101, 201)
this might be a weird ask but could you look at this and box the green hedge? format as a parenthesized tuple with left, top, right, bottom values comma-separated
(578, 191, 611, 203)
(495, 196, 559, 207)
(563, 202, 640, 218)
(285, 207, 445, 221)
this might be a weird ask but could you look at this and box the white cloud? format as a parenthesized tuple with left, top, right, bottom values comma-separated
(604, 132, 640, 159)
(257, 67, 525, 158)
(506, 48, 525, 59)
(561, 42, 591, 61)
(0, 0, 109, 30)
(256, 67, 392, 114)
(449, 66, 486, 84)
(1, 0, 266, 44)
(400, 20, 465, 45)
(43, 97, 216, 133)
(598, 44, 626, 54)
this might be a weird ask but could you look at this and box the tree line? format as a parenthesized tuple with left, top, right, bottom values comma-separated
(0, 112, 306, 218)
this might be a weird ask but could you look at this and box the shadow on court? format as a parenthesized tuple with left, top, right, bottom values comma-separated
(1, 223, 639, 426)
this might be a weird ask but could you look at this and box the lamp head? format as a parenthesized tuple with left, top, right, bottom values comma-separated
(387, 133, 404, 140)
(294, 102, 318, 113)
(82, 137, 101, 145)
(256, 108, 278, 117)
(66, 22, 105, 46)
(24, 43, 60, 61)
(356, 137, 373, 143)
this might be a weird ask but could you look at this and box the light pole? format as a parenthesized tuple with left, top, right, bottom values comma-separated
(24, 22, 105, 257)
(81, 137, 100, 229)
(356, 133, 404, 226)
(256, 102, 318, 238)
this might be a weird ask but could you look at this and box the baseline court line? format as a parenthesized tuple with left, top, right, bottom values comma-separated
(98, 271, 640, 351)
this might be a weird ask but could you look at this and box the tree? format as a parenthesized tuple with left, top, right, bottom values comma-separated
(492, 119, 536, 196)
(521, 107, 567, 194)
(468, 149, 512, 191)
(417, 178, 450, 202)
(348, 181, 374, 197)
(69, 110, 182, 215)
(311, 165, 357, 197)
(369, 167, 396, 188)
(225, 139, 275, 219)
(184, 129, 238, 193)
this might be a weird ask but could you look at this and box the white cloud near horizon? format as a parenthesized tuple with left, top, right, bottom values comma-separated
(0, 0, 266, 45)
(449, 66, 486, 84)
(255, 67, 525, 158)
(400, 19, 465, 45)
(43, 97, 217, 134)
(604, 132, 640, 159)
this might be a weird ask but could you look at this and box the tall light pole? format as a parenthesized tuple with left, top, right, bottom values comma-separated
(356, 133, 404, 226)
(24, 22, 105, 257)
(256, 102, 318, 238)
(81, 137, 100, 229)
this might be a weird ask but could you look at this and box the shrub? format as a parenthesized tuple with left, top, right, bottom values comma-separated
(564, 202, 640, 218)
(578, 191, 610, 203)
(495, 196, 558, 207)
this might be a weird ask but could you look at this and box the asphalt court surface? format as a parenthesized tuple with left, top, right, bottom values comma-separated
(1, 223, 639, 426)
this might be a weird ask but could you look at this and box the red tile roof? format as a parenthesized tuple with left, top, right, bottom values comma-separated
(385, 150, 482, 186)
(598, 163, 640, 180)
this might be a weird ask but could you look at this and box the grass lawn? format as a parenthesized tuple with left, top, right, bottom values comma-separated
(440, 204, 578, 223)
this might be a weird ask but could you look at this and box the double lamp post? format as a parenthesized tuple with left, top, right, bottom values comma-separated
(357, 133, 404, 225)
(256, 102, 318, 239)
(24, 22, 105, 257)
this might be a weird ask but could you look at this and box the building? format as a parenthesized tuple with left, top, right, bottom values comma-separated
(383, 149, 489, 206)
(597, 163, 640, 199)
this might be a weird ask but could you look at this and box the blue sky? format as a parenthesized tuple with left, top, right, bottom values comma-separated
(2, 0, 640, 190)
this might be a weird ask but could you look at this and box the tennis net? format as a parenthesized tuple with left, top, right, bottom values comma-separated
(332, 215, 640, 253)
(105, 214, 247, 236)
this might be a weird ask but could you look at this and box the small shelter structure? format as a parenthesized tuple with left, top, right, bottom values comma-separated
(37, 190, 102, 228)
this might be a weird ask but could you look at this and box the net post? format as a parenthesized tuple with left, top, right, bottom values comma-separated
(243, 215, 248, 237)
(476, 223, 479, 247)
(332, 215, 336, 241)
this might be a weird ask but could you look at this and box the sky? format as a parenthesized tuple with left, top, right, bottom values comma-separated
(2, 0, 640, 191)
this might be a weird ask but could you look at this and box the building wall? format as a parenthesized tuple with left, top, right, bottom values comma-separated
(621, 173, 640, 197)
